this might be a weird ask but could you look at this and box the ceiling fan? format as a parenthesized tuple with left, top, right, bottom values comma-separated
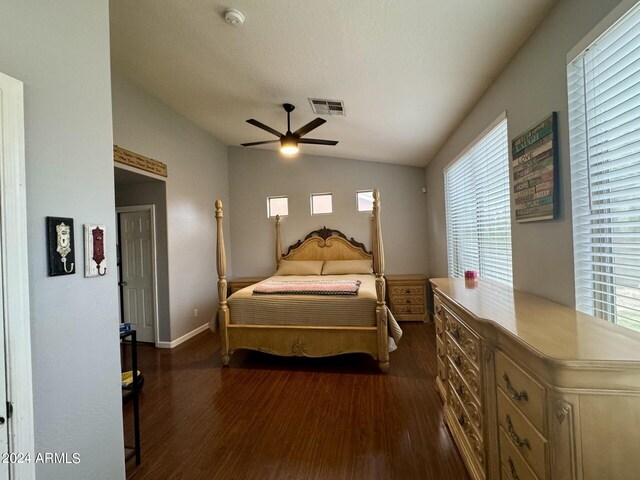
(241, 103, 338, 155)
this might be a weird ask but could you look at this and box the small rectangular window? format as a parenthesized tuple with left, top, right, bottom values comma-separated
(356, 190, 374, 212)
(310, 193, 333, 215)
(267, 196, 288, 218)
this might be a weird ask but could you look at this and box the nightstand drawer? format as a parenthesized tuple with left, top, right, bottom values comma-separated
(390, 285, 425, 296)
(391, 304, 425, 315)
(496, 350, 546, 433)
(391, 294, 424, 306)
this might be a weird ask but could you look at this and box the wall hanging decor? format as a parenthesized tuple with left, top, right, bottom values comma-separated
(84, 224, 107, 277)
(47, 217, 76, 276)
(114, 145, 167, 177)
(511, 112, 558, 222)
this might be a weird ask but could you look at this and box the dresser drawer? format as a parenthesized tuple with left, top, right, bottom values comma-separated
(434, 294, 444, 320)
(435, 315, 445, 340)
(437, 357, 447, 383)
(436, 336, 446, 361)
(448, 359, 482, 432)
(499, 427, 540, 480)
(497, 389, 547, 480)
(496, 350, 546, 433)
(444, 307, 480, 366)
(446, 336, 481, 401)
(447, 381, 485, 468)
(391, 294, 425, 306)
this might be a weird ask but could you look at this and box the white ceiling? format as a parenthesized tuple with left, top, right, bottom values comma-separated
(109, 0, 556, 167)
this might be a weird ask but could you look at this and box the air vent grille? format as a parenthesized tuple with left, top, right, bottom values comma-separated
(308, 98, 345, 116)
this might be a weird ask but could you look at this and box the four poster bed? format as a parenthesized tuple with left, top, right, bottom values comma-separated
(213, 189, 401, 372)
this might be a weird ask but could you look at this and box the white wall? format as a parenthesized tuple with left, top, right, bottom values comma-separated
(425, 0, 622, 306)
(111, 74, 231, 340)
(228, 147, 429, 277)
(0, 1, 124, 478)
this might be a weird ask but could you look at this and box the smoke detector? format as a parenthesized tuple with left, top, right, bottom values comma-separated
(224, 8, 245, 27)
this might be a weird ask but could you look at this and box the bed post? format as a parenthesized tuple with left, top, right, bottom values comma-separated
(215, 200, 230, 366)
(275, 214, 282, 267)
(372, 189, 390, 373)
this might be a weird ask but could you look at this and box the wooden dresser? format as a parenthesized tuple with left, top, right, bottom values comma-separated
(431, 277, 640, 480)
(386, 274, 427, 321)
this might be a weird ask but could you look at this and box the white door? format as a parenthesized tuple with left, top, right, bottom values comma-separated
(118, 208, 157, 343)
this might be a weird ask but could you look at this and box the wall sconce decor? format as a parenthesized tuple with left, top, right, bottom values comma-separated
(84, 224, 107, 277)
(47, 217, 76, 276)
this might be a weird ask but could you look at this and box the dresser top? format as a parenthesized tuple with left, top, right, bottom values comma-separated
(431, 278, 640, 364)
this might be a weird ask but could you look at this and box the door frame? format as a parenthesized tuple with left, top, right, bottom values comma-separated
(0, 72, 35, 478)
(116, 205, 160, 346)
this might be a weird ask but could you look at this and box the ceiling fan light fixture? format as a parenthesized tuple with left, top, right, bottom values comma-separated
(280, 138, 299, 155)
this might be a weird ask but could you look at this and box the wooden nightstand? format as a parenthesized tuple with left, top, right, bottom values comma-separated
(228, 277, 268, 295)
(385, 274, 428, 321)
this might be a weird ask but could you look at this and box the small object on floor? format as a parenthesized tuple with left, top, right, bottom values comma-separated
(122, 370, 144, 390)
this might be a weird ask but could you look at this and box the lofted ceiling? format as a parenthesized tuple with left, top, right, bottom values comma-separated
(109, 0, 557, 167)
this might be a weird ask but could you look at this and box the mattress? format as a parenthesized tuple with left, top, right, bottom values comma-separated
(228, 274, 403, 345)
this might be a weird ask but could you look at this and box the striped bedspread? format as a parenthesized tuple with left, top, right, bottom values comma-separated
(253, 279, 361, 296)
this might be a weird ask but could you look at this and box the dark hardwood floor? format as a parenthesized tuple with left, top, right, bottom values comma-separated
(123, 323, 469, 480)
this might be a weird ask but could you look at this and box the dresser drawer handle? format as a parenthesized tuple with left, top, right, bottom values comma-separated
(451, 327, 461, 341)
(436, 326, 443, 336)
(456, 384, 465, 399)
(506, 415, 531, 449)
(453, 354, 462, 368)
(508, 457, 520, 480)
(435, 305, 442, 315)
(503, 373, 529, 402)
(437, 351, 445, 358)
(458, 414, 465, 427)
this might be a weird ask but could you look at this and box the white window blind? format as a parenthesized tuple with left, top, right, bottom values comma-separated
(568, 2, 640, 332)
(444, 118, 513, 286)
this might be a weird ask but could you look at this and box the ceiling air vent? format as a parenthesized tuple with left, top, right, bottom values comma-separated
(308, 98, 345, 116)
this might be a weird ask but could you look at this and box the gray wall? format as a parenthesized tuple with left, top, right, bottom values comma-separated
(425, 0, 622, 306)
(112, 74, 231, 340)
(0, 1, 125, 478)
(115, 176, 171, 341)
(228, 147, 429, 277)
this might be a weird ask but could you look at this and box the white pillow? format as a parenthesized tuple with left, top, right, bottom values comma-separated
(321, 259, 373, 275)
(275, 260, 324, 276)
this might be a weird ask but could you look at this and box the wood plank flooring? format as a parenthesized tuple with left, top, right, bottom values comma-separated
(124, 323, 469, 480)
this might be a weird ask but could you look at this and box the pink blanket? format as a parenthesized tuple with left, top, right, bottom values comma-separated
(253, 279, 361, 296)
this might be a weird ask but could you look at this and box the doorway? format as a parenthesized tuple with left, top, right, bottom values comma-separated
(117, 206, 158, 344)
(114, 166, 169, 346)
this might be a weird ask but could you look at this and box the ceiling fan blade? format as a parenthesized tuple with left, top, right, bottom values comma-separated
(246, 119, 283, 138)
(298, 138, 339, 146)
(293, 118, 326, 137)
(241, 140, 280, 147)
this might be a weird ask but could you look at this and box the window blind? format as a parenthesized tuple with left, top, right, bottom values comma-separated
(568, 2, 640, 332)
(444, 118, 513, 286)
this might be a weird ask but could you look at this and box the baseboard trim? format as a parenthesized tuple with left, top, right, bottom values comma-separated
(156, 323, 209, 349)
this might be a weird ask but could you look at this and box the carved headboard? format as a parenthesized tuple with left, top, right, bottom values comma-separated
(278, 224, 372, 263)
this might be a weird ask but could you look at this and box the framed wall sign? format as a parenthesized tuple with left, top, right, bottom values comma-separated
(84, 224, 107, 277)
(511, 112, 558, 222)
(47, 217, 76, 276)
